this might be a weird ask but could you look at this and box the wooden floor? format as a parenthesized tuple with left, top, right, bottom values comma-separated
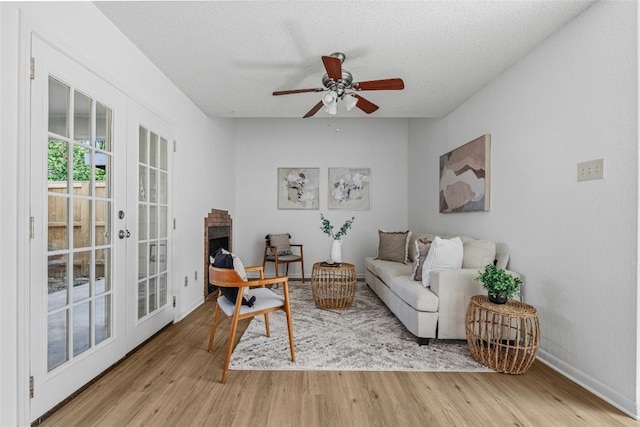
(40, 290, 636, 427)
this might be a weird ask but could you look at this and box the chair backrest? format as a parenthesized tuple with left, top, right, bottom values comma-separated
(209, 265, 245, 288)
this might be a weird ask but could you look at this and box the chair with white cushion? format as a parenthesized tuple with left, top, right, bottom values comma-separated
(207, 264, 295, 383)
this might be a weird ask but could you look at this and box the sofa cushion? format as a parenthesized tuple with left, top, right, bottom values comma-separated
(365, 256, 412, 279)
(421, 236, 464, 287)
(376, 260, 414, 284)
(462, 239, 496, 269)
(411, 238, 432, 281)
(388, 275, 439, 312)
(376, 230, 411, 263)
(495, 242, 510, 269)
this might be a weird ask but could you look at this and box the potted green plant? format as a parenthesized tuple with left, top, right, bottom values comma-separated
(319, 214, 355, 263)
(475, 264, 523, 304)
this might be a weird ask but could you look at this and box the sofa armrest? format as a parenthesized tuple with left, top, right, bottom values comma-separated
(429, 268, 522, 339)
(430, 268, 521, 297)
(429, 269, 484, 299)
(429, 269, 485, 339)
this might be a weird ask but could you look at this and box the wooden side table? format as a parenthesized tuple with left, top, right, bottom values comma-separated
(465, 295, 540, 374)
(311, 262, 356, 309)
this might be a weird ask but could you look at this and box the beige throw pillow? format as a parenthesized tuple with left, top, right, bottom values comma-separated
(462, 239, 496, 269)
(268, 233, 292, 256)
(376, 230, 411, 263)
(411, 238, 432, 280)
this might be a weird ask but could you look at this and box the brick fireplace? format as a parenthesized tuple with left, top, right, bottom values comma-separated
(203, 209, 232, 300)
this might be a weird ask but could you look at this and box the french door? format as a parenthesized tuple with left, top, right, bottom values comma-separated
(29, 35, 173, 421)
(126, 100, 174, 349)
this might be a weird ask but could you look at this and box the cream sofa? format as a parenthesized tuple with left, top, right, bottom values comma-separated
(364, 232, 518, 345)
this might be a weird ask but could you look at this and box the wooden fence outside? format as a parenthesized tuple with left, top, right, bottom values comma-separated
(48, 181, 107, 278)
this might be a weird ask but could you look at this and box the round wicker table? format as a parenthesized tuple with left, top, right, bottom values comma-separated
(465, 295, 540, 374)
(311, 262, 356, 309)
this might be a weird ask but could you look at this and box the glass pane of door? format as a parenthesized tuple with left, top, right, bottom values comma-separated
(46, 77, 114, 371)
(137, 125, 170, 320)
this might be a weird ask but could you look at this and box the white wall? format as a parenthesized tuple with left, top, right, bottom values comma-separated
(0, 3, 235, 424)
(234, 118, 408, 278)
(408, 1, 638, 417)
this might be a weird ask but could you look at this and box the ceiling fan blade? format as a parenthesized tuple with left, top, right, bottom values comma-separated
(303, 101, 324, 118)
(273, 88, 323, 96)
(354, 78, 405, 91)
(354, 95, 379, 114)
(322, 55, 342, 81)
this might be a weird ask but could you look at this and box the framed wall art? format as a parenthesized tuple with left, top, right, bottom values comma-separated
(277, 167, 319, 210)
(439, 134, 491, 213)
(328, 167, 371, 210)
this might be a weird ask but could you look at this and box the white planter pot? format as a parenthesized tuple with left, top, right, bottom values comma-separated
(330, 239, 343, 263)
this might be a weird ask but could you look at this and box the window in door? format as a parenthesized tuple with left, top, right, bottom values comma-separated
(46, 76, 114, 371)
(137, 126, 169, 320)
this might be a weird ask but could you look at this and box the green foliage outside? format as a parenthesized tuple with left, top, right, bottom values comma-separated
(48, 139, 105, 181)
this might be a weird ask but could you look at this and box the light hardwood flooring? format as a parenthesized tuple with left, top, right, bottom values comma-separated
(39, 287, 636, 427)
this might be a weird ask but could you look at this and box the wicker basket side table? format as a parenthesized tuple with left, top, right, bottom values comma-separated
(311, 262, 356, 309)
(465, 295, 540, 374)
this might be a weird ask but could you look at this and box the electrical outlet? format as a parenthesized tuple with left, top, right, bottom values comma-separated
(577, 158, 604, 182)
(184, 276, 188, 287)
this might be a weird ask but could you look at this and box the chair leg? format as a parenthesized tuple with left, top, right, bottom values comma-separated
(285, 308, 296, 363)
(300, 261, 305, 283)
(264, 313, 271, 337)
(272, 263, 280, 289)
(208, 304, 221, 352)
(283, 286, 296, 362)
(221, 314, 240, 384)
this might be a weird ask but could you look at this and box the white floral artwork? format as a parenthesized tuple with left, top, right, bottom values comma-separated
(328, 167, 370, 210)
(277, 168, 319, 209)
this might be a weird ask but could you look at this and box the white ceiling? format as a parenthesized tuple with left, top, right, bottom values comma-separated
(95, 1, 594, 119)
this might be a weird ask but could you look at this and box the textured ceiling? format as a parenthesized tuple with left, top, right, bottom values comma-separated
(95, 1, 594, 119)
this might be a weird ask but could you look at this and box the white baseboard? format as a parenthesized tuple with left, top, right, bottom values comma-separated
(537, 349, 638, 420)
(176, 298, 203, 323)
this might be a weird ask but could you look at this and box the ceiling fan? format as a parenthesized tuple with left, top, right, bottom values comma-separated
(272, 52, 405, 118)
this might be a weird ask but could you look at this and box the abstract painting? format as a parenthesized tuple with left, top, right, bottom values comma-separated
(277, 168, 319, 209)
(439, 134, 491, 213)
(328, 167, 370, 210)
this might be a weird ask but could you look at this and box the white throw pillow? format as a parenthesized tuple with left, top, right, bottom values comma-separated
(222, 248, 248, 281)
(421, 236, 464, 287)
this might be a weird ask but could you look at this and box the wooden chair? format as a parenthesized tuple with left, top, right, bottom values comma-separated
(263, 234, 305, 283)
(207, 265, 295, 383)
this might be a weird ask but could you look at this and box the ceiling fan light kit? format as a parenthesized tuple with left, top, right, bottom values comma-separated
(322, 91, 338, 115)
(343, 93, 358, 111)
(273, 52, 404, 118)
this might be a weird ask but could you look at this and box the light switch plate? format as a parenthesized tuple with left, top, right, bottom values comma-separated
(577, 159, 604, 182)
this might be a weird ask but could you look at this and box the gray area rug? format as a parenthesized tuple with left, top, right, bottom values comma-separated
(229, 282, 492, 372)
